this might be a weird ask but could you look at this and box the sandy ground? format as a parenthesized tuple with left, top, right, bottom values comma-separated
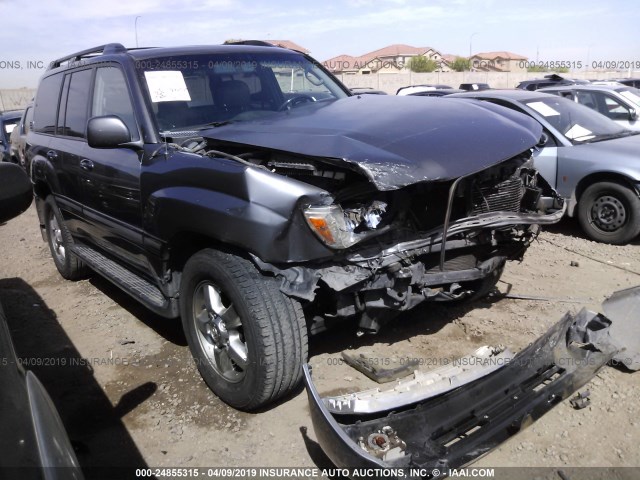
(1, 205, 639, 478)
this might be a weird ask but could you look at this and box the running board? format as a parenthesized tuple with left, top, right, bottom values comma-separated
(72, 244, 179, 318)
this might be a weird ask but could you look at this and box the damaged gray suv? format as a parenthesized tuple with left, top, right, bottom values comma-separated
(28, 42, 563, 410)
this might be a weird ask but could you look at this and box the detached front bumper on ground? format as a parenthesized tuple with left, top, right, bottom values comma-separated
(304, 287, 640, 478)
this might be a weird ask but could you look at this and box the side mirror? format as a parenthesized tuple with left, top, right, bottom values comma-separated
(0, 163, 32, 223)
(87, 116, 139, 149)
(537, 132, 549, 148)
(629, 108, 638, 121)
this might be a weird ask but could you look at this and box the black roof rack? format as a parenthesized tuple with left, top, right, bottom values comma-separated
(48, 43, 127, 70)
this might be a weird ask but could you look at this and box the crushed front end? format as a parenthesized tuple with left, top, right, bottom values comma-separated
(252, 152, 564, 334)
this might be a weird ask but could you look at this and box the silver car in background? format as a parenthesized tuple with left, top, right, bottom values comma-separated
(449, 90, 640, 244)
(539, 84, 640, 131)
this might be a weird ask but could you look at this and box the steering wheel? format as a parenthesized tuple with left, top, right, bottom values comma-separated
(278, 94, 316, 111)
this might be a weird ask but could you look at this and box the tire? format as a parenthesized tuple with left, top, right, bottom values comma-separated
(180, 249, 308, 411)
(578, 182, 640, 245)
(44, 197, 87, 280)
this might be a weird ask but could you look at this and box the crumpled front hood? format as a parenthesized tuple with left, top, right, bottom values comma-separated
(200, 95, 542, 190)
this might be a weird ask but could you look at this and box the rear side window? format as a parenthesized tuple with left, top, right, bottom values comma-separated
(92, 67, 139, 141)
(60, 69, 93, 138)
(34, 74, 63, 134)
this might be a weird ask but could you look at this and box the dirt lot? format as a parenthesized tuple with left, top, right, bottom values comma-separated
(1, 205, 639, 477)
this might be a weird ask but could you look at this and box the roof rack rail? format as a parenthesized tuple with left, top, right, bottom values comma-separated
(48, 43, 127, 70)
(223, 40, 276, 48)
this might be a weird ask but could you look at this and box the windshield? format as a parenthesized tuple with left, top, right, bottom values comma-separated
(3, 118, 19, 136)
(617, 87, 640, 108)
(136, 51, 349, 131)
(524, 96, 631, 144)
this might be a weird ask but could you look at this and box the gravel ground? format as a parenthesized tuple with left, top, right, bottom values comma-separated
(1, 205, 639, 478)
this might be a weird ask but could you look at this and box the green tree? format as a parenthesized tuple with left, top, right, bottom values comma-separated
(450, 57, 471, 72)
(408, 56, 438, 73)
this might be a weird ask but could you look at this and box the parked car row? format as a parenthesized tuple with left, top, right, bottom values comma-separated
(396, 83, 490, 96)
(448, 89, 640, 244)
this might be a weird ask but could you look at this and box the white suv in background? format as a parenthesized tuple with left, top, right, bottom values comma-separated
(540, 84, 640, 131)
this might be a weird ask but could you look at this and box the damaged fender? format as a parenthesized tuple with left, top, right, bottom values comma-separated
(303, 286, 640, 477)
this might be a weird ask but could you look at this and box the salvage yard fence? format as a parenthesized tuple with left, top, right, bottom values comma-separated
(0, 89, 35, 111)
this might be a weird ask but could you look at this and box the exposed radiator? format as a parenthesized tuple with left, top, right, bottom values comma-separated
(472, 176, 524, 214)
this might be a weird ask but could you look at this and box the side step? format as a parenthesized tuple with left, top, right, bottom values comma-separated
(72, 244, 179, 318)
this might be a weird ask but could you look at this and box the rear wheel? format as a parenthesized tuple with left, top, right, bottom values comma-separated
(578, 182, 640, 244)
(44, 197, 87, 280)
(180, 249, 307, 410)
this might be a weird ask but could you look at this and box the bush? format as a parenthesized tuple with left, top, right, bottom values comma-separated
(408, 56, 438, 73)
(451, 57, 471, 72)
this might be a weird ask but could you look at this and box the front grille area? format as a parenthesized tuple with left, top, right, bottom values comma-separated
(471, 176, 524, 215)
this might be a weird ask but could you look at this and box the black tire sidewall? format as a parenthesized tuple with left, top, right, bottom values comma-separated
(578, 182, 640, 244)
(180, 252, 270, 409)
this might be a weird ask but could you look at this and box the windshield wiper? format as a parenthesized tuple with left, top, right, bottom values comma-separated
(199, 120, 234, 128)
(578, 130, 639, 144)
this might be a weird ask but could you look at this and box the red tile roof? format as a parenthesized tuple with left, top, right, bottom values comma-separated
(261, 40, 310, 53)
(471, 51, 527, 60)
(362, 44, 434, 59)
(324, 44, 438, 72)
(323, 54, 360, 72)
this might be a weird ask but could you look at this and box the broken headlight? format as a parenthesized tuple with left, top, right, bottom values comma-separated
(303, 201, 387, 249)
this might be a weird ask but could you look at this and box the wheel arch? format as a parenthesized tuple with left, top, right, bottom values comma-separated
(167, 231, 256, 277)
(573, 172, 640, 215)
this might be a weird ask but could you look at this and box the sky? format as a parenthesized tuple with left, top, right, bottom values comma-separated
(0, 0, 638, 88)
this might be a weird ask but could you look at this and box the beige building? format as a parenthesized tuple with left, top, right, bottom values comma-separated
(469, 51, 528, 72)
(324, 44, 450, 75)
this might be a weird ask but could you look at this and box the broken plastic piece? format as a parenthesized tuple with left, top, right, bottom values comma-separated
(569, 390, 591, 410)
(327, 346, 513, 414)
(340, 351, 419, 384)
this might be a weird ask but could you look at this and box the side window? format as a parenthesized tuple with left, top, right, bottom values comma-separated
(61, 69, 93, 138)
(557, 91, 573, 99)
(575, 91, 598, 111)
(33, 73, 63, 134)
(601, 95, 630, 120)
(92, 67, 139, 141)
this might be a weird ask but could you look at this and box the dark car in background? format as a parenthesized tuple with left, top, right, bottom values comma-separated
(516, 74, 589, 91)
(449, 89, 640, 244)
(350, 87, 387, 95)
(0, 163, 83, 479)
(615, 78, 640, 89)
(459, 82, 490, 91)
(9, 104, 33, 169)
(396, 84, 453, 95)
(406, 88, 465, 97)
(539, 84, 640, 131)
(0, 110, 22, 163)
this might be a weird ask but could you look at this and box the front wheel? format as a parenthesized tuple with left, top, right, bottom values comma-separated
(578, 182, 640, 244)
(180, 249, 308, 410)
